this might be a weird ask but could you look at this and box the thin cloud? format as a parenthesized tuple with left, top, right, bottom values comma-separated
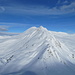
(57, 0, 69, 5)
(0, 25, 9, 31)
(0, 22, 30, 27)
(1, 1, 75, 15)
(0, 32, 19, 36)
(0, 22, 41, 30)
(0, 6, 5, 13)
(0, 22, 36, 30)
(60, 2, 75, 13)
(63, 0, 69, 4)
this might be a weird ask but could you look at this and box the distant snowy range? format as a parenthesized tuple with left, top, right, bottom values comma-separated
(0, 26, 75, 75)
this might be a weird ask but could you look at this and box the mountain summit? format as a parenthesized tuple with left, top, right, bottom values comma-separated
(0, 26, 75, 75)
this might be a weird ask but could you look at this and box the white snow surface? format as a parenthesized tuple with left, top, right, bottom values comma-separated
(0, 26, 75, 75)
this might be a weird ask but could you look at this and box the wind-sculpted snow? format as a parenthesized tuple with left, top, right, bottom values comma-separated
(0, 26, 75, 75)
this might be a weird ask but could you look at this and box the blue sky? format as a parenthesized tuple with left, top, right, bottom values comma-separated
(0, 0, 75, 33)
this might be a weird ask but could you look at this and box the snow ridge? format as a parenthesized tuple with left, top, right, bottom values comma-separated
(0, 26, 75, 75)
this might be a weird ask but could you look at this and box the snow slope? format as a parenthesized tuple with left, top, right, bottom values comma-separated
(0, 26, 75, 75)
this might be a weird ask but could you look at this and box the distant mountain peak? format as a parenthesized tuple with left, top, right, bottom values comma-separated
(39, 26, 44, 29)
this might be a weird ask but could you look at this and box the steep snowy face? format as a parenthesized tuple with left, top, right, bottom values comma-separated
(0, 26, 75, 75)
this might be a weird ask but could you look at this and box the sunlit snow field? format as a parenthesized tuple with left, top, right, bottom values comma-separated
(0, 26, 75, 75)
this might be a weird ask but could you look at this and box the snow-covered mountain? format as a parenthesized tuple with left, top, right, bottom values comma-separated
(0, 26, 75, 75)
